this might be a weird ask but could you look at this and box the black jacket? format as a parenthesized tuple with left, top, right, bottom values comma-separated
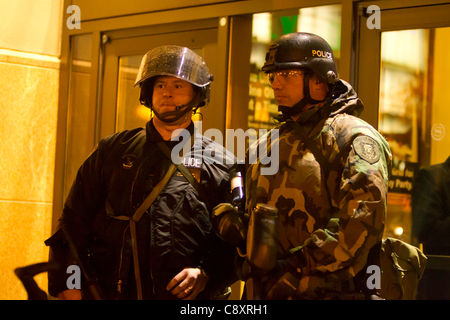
(46, 120, 237, 299)
(412, 156, 450, 255)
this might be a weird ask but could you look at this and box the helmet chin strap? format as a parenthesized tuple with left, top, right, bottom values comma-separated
(152, 103, 193, 123)
(278, 72, 327, 118)
(150, 92, 203, 123)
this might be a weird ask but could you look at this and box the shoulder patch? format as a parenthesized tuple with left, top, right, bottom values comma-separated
(353, 135, 381, 164)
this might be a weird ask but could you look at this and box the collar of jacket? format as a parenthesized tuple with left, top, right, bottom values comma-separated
(328, 79, 364, 118)
(146, 119, 196, 146)
(275, 79, 365, 126)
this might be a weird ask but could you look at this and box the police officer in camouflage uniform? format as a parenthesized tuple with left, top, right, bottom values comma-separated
(243, 32, 392, 299)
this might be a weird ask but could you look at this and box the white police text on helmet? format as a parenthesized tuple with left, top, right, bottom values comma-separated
(312, 50, 333, 59)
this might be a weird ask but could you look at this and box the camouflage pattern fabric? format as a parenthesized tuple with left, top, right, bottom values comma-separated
(246, 80, 392, 299)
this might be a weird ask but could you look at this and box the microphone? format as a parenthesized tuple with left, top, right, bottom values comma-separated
(175, 103, 190, 110)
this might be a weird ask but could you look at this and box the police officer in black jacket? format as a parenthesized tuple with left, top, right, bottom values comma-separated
(46, 45, 237, 300)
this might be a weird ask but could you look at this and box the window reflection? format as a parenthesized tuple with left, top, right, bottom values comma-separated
(117, 55, 147, 132)
(379, 30, 429, 165)
(379, 27, 450, 244)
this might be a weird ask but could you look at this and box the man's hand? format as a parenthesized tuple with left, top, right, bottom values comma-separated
(166, 267, 209, 300)
(57, 289, 82, 300)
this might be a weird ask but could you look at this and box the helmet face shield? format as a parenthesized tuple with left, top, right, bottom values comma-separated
(134, 45, 213, 88)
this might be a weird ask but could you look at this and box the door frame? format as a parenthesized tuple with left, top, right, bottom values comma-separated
(356, 2, 450, 129)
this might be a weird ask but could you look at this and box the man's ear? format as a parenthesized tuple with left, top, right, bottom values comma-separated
(308, 75, 329, 101)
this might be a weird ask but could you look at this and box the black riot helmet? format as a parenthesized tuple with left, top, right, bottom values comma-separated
(134, 45, 214, 122)
(262, 32, 338, 83)
(262, 33, 339, 119)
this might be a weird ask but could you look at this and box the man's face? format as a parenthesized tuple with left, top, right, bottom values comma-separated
(269, 69, 328, 107)
(269, 69, 304, 107)
(152, 76, 195, 121)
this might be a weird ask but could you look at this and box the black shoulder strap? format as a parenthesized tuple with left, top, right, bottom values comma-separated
(106, 163, 177, 300)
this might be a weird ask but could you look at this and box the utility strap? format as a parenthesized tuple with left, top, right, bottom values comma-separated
(156, 140, 202, 195)
(108, 163, 177, 300)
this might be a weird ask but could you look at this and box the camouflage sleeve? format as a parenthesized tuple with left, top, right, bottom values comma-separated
(293, 116, 391, 293)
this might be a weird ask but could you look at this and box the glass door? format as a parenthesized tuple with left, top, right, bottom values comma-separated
(357, 3, 450, 245)
(100, 23, 225, 139)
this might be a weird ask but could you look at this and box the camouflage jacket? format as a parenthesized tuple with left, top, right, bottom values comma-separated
(246, 80, 392, 298)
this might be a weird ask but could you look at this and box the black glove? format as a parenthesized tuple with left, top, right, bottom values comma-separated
(212, 203, 248, 249)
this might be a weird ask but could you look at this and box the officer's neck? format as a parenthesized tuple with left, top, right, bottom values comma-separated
(152, 115, 192, 141)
